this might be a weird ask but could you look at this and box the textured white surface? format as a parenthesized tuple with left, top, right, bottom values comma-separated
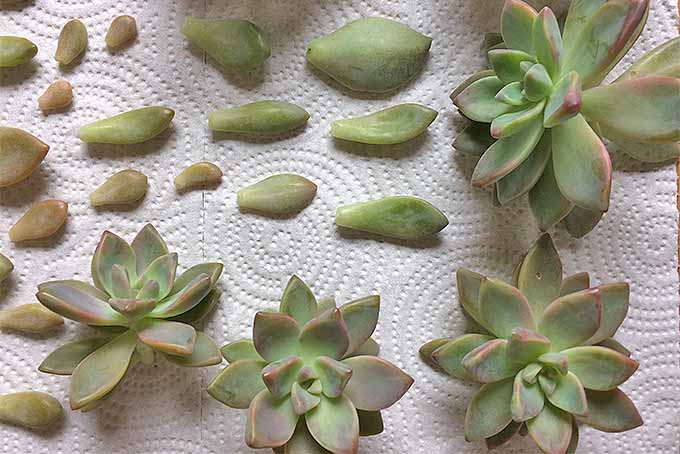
(0, 1, 678, 453)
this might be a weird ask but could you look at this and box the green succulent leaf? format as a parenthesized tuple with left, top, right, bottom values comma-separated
(358, 409, 384, 436)
(563, 346, 638, 391)
(284, 420, 329, 453)
(109, 298, 157, 319)
(451, 70, 496, 101)
(456, 268, 486, 327)
(453, 76, 517, 123)
(538, 352, 568, 376)
(91, 231, 138, 295)
(560, 273, 590, 296)
(308, 379, 322, 395)
(507, 328, 551, 364)
(495, 81, 527, 106)
(39, 337, 111, 375)
(547, 372, 588, 416)
(207, 359, 265, 409)
(151, 274, 212, 318)
(135, 280, 159, 300)
(135, 319, 196, 356)
(253, 312, 301, 362)
(562, 0, 607, 44)
(491, 100, 545, 139)
(538, 372, 557, 396)
(577, 388, 643, 432)
(262, 356, 304, 399)
(164, 331, 221, 367)
(538, 288, 602, 351)
(523, 65, 552, 102)
(526, 403, 573, 454)
(532, 7, 563, 79)
(221, 339, 263, 363)
(314, 356, 353, 398)
(603, 125, 680, 163)
(168, 288, 221, 325)
(511, 372, 545, 422)
(130, 224, 169, 277)
(529, 156, 574, 230)
(479, 278, 535, 338)
(279, 275, 318, 326)
(464, 378, 514, 441)
(69, 330, 137, 410)
(500, 0, 538, 55)
(462, 339, 523, 383)
(36, 280, 127, 326)
(496, 131, 551, 205)
(340, 295, 380, 357)
(305, 394, 359, 454)
(517, 233, 563, 317)
(110, 264, 133, 299)
(522, 362, 543, 384)
(618, 36, 680, 81)
(563, 206, 604, 239)
(453, 123, 496, 157)
(488, 49, 535, 84)
(543, 72, 582, 128)
(290, 382, 321, 416)
(485, 421, 522, 451)
(584, 283, 630, 345)
(552, 114, 612, 212)
(349, 338, 380, 357)
(343, 356, 413, 411)
(299, 308, 350, 361)
(135, 341, 155, 365)
(246, 391, 298, 449)
(429, 334, 492, 380)
(597, 338, 631, 357)
(171, 262, 223, 293)
(134, 253, 177, 300)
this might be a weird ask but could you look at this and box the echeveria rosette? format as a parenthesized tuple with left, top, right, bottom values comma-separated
(207, 275, 413, 453)
(36, 224, 224, 411)
(420, 234, 642, 454)
(452, 0, 680, 238)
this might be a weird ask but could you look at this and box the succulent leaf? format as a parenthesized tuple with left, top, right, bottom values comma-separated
(340, 295, 380, 356)
(308, 379, 323, 395)
(135, 319, 196, 356)
(0, 391, 63, 429)
(496, 131, 551, 205)
(577, 388, 643, 432)
(135, 280, 160, 301)
(130, 224, 168, 276)
(532, 8, 563, 79)
(343, 356, 413, 411)
(109, 298, 157, 319)
(290, 382, 321, 416)
(547, 372, 588, 416)
(560, 273, 590, 296)
(543, 72, 582, 128)
(603, 125, 680, 163)
(39, 337, 110, 375)
(168, 288, 220, 325)
(495, 82, 527, 106)
(538, 289, 602, 351)
(526, 403, 573, 454)
(563, 346, 638, 391)
(538, 352, 568, 376)
(430, 334, 492, 380)
(36, 280, 127, 326)
(562, 0, 607, 44)
(134, 253, 177, 300)
(538, 373, 556, 396)
(207, 359, 265, 409)
(500, 0, 538, 55)
(491, 100, 545, 139)
(597, 338, 631, 357)
(110, 264, 133, 299)
(164, 331, 221, 367)
(299, 308, 350, 361)
(462, 339, 523, 383)
(171, 262, 223, 293)
(522, 363, 543, 384)
(584, 283, 629, 345)
(517, 233, 563, 316)
(280, 275, 318, 326)
(529, 157, 574, 230)
(522, 65, 552, 102)
(511, 372, 545, 422)
(150, 274, 211, 318)
(485, 421, 522, 451)
(563, 206, 604, 239)
(451, 70, 496, 101)
(454, 122, 496, 157)
(246, 391, 298, 449)
(262, 356, 304, 399)
(488, 49, 535, 84)
(464, 378, 514, 441)
(456, 268, 486, 326)
(349, 338, 380, 357)
(305, 395, 359, 454)
(479, 278, 535, 338)
(453, 76, 516, 123)
(284, 420, 330, 453)
(314, 356, 353, 398)
(91, 231, 138, 295)
(221, 339, 263, 363)
(253, 312, 301, 362)
(507, 328, 551, 364)
(618, 36, 680, 81)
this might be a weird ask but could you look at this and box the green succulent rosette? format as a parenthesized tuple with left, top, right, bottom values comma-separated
(36, 224, 223, 411)
(420, 234, 642, 453)
(208, 275, 414, 454)
(452, 0, 680, 237)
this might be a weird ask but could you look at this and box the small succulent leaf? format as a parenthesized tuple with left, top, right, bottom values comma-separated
(577, 388, 643, 432)
(562, 0, 649, 88)
(617, 36, 680, 81)
(511, 372, 545, 422)
(306, 395, 359, 454)
(547, 372, 588, 416)
(500, 0, 538, 54)
(246, 392, 298, 449)
(164, 331, 222, 367)
(584, 283, 630, 345)
(479, 277, 536, 338)
(109, 298, 156, 319)
(451, 69, 496, 101)
(538, 288, 602, 351)
(507, 328, 551, 364)
(253, 312, 301, 362)
(581, 77, 680, 143)
(342, 356, 413, 411)
(135, 319, 196, 356)
(171, 262, 223, 294)
(523, 65, 552, 102)
(491, 100, 545, 139)
(485, 421, 522, 451)
(91, 231, 137, 294)
(297, 366, 318, 383)
(308, 379, 323, 395)
(290, 382, 321, 416)
(134, 253, 177, 300)
(560, 273, 590, 296)
(347, 337, 380, 357)
(279, 275, 318, 326)
(596, 338, 631, 357)
(538, 372, 557, 396)
(69, 330, 137, 410)
(495, 81, 527, 106)
(299, 308, 350, 361)
(454, 122, 496, 157)
(453, 76, 517, 123)
(262, 356, 304, 399)
(488, 49, 535, 84)
(562, 346, 638, 391)
(314, 356, 353, 398)
(221, 339, 263, 363)
(496, 130, 551, 205)
(456, 268, 486, 327)
(168, 288, 221, 325)
(562, 0, 607, 45)
(130, 224, 168, 277)
(357, 409, 384, 436)
(543, 72, 582, 128)
(135, 280, 160, 300)
(464, 378, 514, 441)
(39, 337, 111, 375)
(552, 115, 612, 212)
(462, 339, 524, 383)
(563, 206, 604, 239)
(532, 8, 563, 79)
(517, 233, 562, 316)
(430, 334, 492, 380)
(529, 156, 574, 230)
(207, 359, 265, 409)
(526, 403, 573, 454)
(522, 363, 543, 384)
(151, 274, 211, 318)
(36, 280, 127, 326)
(471, 118, 544, 187)
(538, 352, 568, 376)
(110, 264, 132, 299)
(339, 295, 380, 357)
(284, 420, 330, 453)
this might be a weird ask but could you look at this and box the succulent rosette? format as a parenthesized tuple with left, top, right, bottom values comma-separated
(420, 234, 642, 453)
(452, 0, 680, 237)
(36, 224, 224, 411)
(208, 275, 413, 453)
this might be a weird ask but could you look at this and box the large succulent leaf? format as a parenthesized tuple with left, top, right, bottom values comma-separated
(603, 125, 680, 163)
(221, 339, 263, 363)
(496, 128, 551, 205)
(584, 283, 629, 345)
(488, 49, 535, 84)
(485, 421, 522, 451)
(135, 319, 196, 356)
(36, 280, 127, 326)
(500, 0, 537, 55)
(343, 356, 413, 411)
(262, 356, 304, 399)
(618, 36, 680, 81)
(543, 72, 582, 128)
(340, 295, 380, 357)
(560, 273, 590, 296)
(562, 0, 607, 44)
(163, 331, 221, 367)
(511, 372, 545, 422)
(134, 253, 177, 300)
(454, 122, 496, 157)
(471, 119, 544, 187)
(581, 77, 680, 144)
(69, 330, 137, 410)
(464, 378, 514, 441)
(253, 312, 301, 362)
(507, 328, 551, 364)
(168, 288, 221, 325)
(517, 233, 562, 317)
(526, 403, 573, 454)
(532, 7, 562, 79)
(456, 268, 486, 328)
(538, 288, 602, 351)
(284, 420, 329, 453)
(314, 356, 353, 399)
(491, 101, 545, 139)
(547, 371, 588, 416)
(279, 275, 318, 326)
(171, 262, 223, 294)
(39, 337, 111, 375)
(451, 70, 496, 101)
(577, 388, 643, 432)
(246, 391, 298, 449)
(130, 224, 169, 276)
(207, 359, 265, 409)
(358, 409, 384, 436)
(479, 278, 535, 338)
(563, 346, 638, 390)
(552, 114, 611, 212)
(529, 157, 574, 230)
(91, 231, 137, 295)
(290, 382, 321, 416)
(306, 395, 359, 454)
(453, 76, 517, 123)
(462, 339, 523, 383)
(429, 334, 492, 380)
(299, 308, 350, 361)
(150, 274, 211, 318)
(563, 206, 604, 239)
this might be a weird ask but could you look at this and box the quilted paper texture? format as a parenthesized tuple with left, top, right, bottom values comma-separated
(1, 1, 678, 453)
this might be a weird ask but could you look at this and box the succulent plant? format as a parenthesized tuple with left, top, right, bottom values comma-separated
(208, 275, 413, 453)
(36, 224, 223, 411)
(420, 234, 641, 453)
(452, 0, 680, 237)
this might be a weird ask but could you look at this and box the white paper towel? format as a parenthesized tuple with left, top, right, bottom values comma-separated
(0, 1, 678, 453)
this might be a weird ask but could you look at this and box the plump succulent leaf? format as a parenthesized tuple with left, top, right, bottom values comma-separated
(495, 82, 527, 106)
(207, 359, 265, 409)
(39, 337, 111, 375)
(340, 296, 380, 356)
(110, 264, 133, 299)
(462, 339, 523, 383)
(109, 298, 157, 319)
(343, 356, 413, 411)
(284, 420, 329, 453)
(604, 126, 680, 163)
(584, 283, 629, 345)
(523, 66, 552, 102)
(164, 331, 221, 367)
(168, 288, 221, 325)
(538, 289, 602, 351)
(134, 253, 177, 300)
(479, 278, 535, 338)
(305, 395, 359, 453)
(246, 392, 298, 449)
(130, 224, 168, 277)
(150, 274, 211, 318)
(547, 372, 588, 416)
(562, 0, 607, 44)
(280, 275, 318, 326)
(299, 309, 350, 361)
(262, 356, 304, 399)
(456, 268, 486, 327)
(290, 382, 321, 416)
(538, 373, 557, 396)
(171, 262, 223, 293)
(543, 72, 582, 128)
(253, 312, 301, 362)
(496, 130, 551, 205)
(529, 157, 574, 230)
(488, 49, 535, 84)
(464, 378, 514, 441)
(135, 319, 196, 356)
(511, 372, 544, 422)
(507, 328, 551, 364)
(532, 7, 562, 78)
(526, 403, 573, 454)
(451, 70, 496, 101)
(563, 346, 638, 391)
(221, 339, 263, 363)
(597, 338, 631, 357)
(522, 363, 543, 384)
(538, 352, 568, 376)
(563, 206, 604, 239)
(454, 76, 517, 123)
(92, 231, 138, 295)
(430, 334, 492, 380)
(517, 233, 562, 317)
(36, 280, 127, 326)
(491, 100, 545, 139)
(314, 356, 352, 398)
(618, 36, 680, 81)
(577, 388, 642, 432)
(419, 338, 452, 372)
(560, 273, 590, 296)
(453, 122, 496, 157)
(500, 0, 538, 55)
